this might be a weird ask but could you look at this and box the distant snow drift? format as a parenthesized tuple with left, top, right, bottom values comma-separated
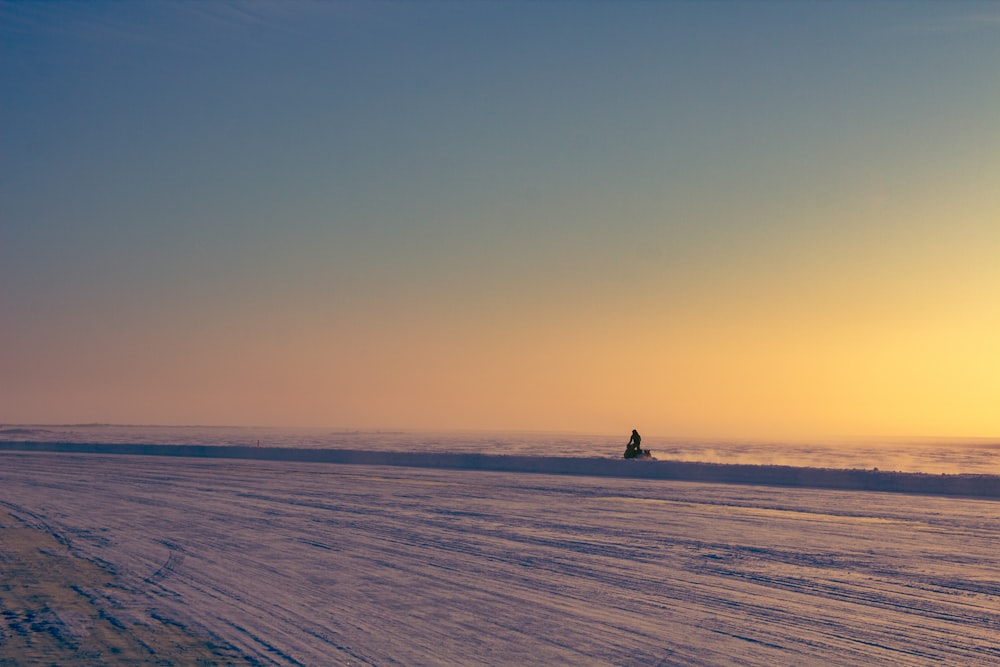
(1, 442, 996, 499)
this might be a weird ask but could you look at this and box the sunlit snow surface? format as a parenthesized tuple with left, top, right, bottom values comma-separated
(2, 424, 999, 474)
(2, 449, 998, 666)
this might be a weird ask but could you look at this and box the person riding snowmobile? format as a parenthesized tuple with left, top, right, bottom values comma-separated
(624, 429, 646, 459)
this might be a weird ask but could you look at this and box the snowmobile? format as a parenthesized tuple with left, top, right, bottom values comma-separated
(623, 443, 653, 459)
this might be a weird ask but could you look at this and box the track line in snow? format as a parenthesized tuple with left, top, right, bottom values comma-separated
(2, 452, 998, 666)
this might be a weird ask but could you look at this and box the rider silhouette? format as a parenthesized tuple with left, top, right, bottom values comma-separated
(624, 429, 643, 459)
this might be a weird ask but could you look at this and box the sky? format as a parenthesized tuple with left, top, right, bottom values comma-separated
(2, 1, 998, 439)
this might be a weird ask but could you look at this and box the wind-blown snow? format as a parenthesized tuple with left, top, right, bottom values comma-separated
(2, 450, 998, 666)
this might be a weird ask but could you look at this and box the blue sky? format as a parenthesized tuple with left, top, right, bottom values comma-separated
(2, 1, 998, 436)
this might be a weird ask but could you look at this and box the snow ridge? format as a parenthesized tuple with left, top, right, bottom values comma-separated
(1, 441, 997, 498)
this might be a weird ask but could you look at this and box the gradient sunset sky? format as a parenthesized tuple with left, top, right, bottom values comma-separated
(2, 1, 998, 439)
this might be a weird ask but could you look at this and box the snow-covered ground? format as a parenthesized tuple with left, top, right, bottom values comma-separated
(2, 451, 997, 665)
(3, 424, 999, 475)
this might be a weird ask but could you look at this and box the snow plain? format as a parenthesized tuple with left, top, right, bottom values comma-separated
(2, 451, 998, 666)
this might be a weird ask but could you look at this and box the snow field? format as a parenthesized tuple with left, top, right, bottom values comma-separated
(2, 452, 998, 666)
